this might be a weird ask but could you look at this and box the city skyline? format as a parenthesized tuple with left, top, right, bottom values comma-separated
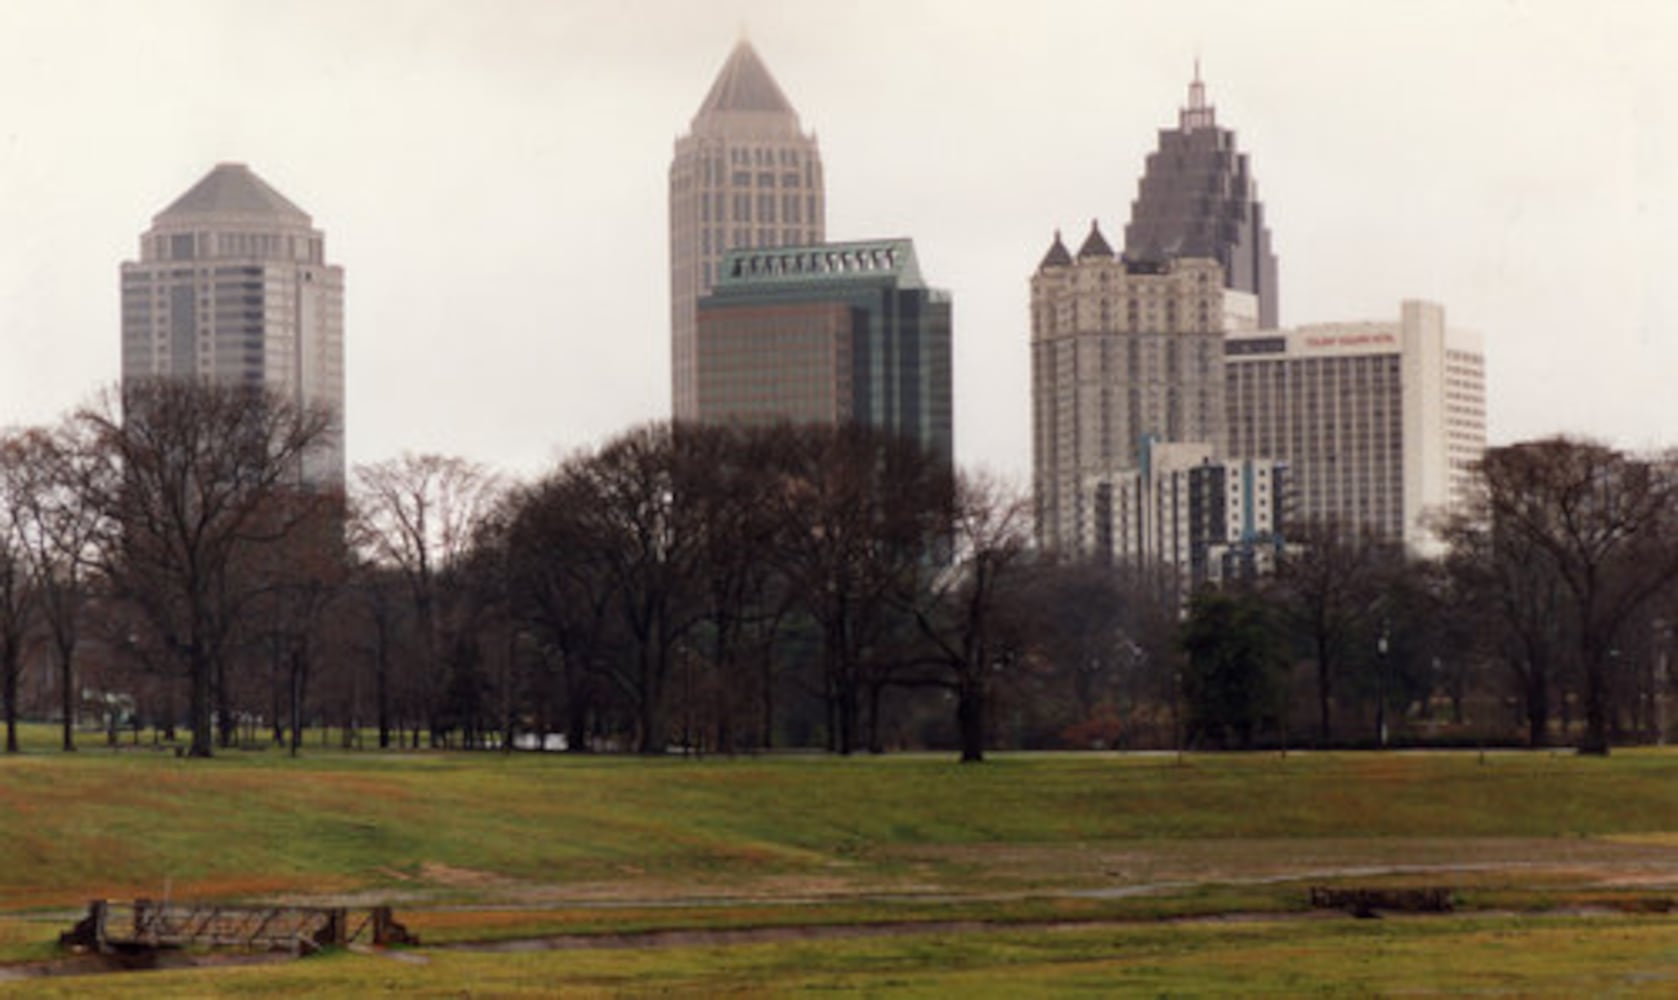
(1, 1, 1674, 484)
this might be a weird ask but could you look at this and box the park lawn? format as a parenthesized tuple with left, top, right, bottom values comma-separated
(1, 749, 1677, 911)
(3, 914, 1676, 997)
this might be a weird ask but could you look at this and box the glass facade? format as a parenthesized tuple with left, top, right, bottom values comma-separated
(696, 240, 952, 463)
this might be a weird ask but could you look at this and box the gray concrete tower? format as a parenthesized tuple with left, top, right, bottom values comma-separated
(120, 163, 345, 485)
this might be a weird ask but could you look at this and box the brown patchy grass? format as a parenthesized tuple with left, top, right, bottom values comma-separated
(1, 749, 1675, 931)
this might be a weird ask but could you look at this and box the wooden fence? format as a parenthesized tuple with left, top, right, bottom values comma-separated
(60, 900, 417, 956)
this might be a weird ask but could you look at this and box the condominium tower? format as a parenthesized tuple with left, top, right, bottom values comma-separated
(1094, 439, 1289, 594)
(119, 162, 345, 485)
(1124, 67, 1279, 328)
(670, 40, 825, 420)
(697, 239, 952, 460)
(1030, 221, 1257, 553)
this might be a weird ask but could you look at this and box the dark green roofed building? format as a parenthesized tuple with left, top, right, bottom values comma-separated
(695, 238, 952, 460)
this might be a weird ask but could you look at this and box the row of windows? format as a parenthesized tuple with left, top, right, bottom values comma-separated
(147, 231, 325, 265)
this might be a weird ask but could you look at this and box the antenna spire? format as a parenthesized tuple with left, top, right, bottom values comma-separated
(1181, 57, 1215, 132)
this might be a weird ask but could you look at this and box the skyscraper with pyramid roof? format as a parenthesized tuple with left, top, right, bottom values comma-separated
(669, 40, 825, 420)
(120, 162, 345, 485)
(1124, 66, 1279, 328)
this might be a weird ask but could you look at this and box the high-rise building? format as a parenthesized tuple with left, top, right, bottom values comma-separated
(670, 40, 825, 421)
(1091, 438, 1289, 595)
(120, 162, 344, 485)
(1224, 300, 1486, 551)
(1030, 222, 1256, 553)
(1124, 66, 1279, 328)
(696, 239, 952, 460)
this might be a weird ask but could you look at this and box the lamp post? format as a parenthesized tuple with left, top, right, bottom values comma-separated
(1376, 626, 1390, 749)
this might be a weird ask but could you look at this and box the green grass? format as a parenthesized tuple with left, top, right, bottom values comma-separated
(2, 746, 1676, 992)
(1, 748, 1676, 911)
(5, 915, 1676, 997)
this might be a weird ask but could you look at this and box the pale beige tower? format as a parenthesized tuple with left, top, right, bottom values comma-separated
(120, 163, 345, 485)
(669, 40, 825, 420)
(1030, 221, 1256, 555)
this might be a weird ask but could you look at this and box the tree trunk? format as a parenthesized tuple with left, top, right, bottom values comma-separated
(3, 652, 18, 754)
(216, 655, 235, 749)
(289, 649, 307, 758)
(565, 663, 590, 754)
(759, 644, 775, 751)
(636, 645, 667, 755)
(189, 646, 215, 758)
(1315, 633, 1333, 744)
(58, 640, 76, 753)
(1581, 650, 1611, 756)
(866, 680, 885, 755)
(1524, 659, 1549, 748)
(375, 618, 391, 750)
(957, 677, 985, 763)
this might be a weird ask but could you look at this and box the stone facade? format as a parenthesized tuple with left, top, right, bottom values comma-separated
(1030, 223, 1256, 553)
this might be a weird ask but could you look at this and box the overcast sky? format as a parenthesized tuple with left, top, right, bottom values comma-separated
(2, 0, 1674, 484)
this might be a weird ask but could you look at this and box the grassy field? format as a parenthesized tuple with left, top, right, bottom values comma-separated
(4, 916, 1677, 997)
(1, 736, 1676, 993)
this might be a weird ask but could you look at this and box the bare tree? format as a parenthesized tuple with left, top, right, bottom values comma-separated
(676, 424, 798, 752)
(1440, 504, 1571, 745)
(342, 558, 412, 749)
(0, 435, 40, 754)
(244, 492, 348, 755)
(6, 423, 109, 750)
(1477, 439, 1678, 754)
(772, 425, 955, 755)
(1274, 518, 1399, 744)
(78, 379, 337, 758)
(564, 425, 707, 754)
(502, 460, 618, 753)
(352, 452, 502, 746)
(902, 472, 1031, 762)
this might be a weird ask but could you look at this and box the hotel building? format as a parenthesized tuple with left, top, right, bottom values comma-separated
(1224, 300, 1486, 551)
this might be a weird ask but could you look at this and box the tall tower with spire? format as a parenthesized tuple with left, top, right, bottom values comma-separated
(1124, 66, 1279, 328)
(120, 163, 345, 485)
(669, 40, 825, 420)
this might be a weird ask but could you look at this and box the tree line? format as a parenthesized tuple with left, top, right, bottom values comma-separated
(0, 379, 1674, 759)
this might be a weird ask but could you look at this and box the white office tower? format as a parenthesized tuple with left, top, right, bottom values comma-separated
(1224, 300, 1485, 551)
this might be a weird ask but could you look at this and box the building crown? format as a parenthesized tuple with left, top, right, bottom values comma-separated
(154, 163, 311, 227)
(1179, 59, 1216, 133)
(1038, 230, 1073, 271)
(1077, 220, 1115, 259)
(694, 40, 798, 120)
